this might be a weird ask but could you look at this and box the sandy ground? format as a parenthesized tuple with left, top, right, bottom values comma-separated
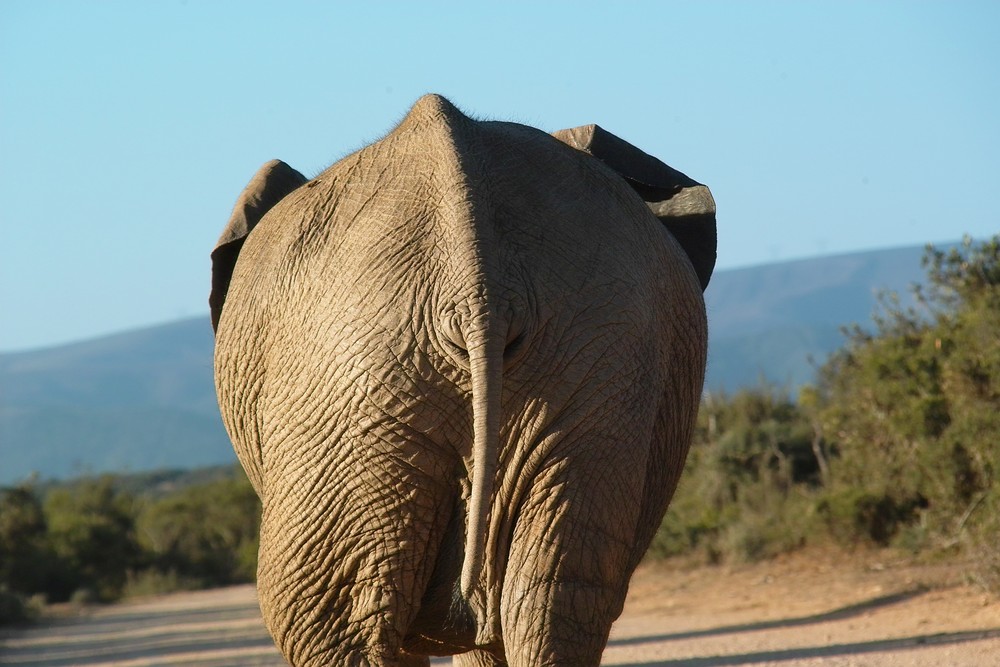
(3, 550, 1000, 666)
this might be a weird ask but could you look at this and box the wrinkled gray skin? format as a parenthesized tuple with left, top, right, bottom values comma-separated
(211, 94, 716, 666)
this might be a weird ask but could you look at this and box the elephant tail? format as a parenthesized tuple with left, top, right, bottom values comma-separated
(459, 316, 506, 598)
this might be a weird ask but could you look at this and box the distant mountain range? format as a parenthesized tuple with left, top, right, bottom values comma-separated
(705, 244, 930, 390)
(0, 244, 935, 484)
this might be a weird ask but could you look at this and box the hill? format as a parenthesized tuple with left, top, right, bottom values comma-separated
(704, 244, 928, 390)
(0, 244, 934, 484)
(0, 319, 231, 483)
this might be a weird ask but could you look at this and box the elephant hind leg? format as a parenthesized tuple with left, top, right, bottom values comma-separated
(501, 575, 621, 666)
(499, 444, 645, 665)
(255, 442, 456, 667)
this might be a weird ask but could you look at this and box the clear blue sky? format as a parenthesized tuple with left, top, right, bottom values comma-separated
(1, 1, 997, 352)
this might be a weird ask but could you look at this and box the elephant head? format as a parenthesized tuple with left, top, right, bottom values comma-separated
(211, 94, 714, 666)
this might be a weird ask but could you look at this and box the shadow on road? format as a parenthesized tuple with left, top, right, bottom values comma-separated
(611, 628, 1000, 666)
(26, 603, 263, 639)
(0, 595, 282, 667)
(611, 587, 927, 646)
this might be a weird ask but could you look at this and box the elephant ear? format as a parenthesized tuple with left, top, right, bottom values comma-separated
(210, 159, 307, 332)
(552, 125, 717, 291)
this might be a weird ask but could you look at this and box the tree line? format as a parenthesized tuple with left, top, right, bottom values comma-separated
(2, 235, 998, 623)
(653, 235, 1000, 590)
(0, 468, 260, 622)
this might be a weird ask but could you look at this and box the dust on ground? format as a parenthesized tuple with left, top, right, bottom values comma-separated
(3, 549, 999, 666)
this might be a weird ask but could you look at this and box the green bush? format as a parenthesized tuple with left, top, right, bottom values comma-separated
(136, 475, 260, 588)
(815, 488, 928, 546)
(0, 466, 262, 607)
(649, 235, 1000, 587)
(0, 484, 55, 597)
(0, 586, 43, 626)
(651, 385, 821, 564)
(43, 476, 143, 602)
(815, 237, 1000, 559)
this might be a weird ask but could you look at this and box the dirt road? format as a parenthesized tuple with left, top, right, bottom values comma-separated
(3, 551, 1000, 666)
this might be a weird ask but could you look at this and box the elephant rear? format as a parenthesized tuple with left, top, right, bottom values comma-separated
(211, 94, 715, 666)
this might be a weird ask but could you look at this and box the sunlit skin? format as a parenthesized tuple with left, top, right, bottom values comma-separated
(212, 95, 715, 666)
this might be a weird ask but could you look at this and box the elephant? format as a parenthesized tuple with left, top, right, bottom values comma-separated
(211, 94, 716, 666)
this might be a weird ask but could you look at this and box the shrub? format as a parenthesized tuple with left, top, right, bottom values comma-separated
(649, 235, 1000, 585)
(0, 586, 43, 626)
(136, 474, 260, 588)
(43, 476, 142, 602)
